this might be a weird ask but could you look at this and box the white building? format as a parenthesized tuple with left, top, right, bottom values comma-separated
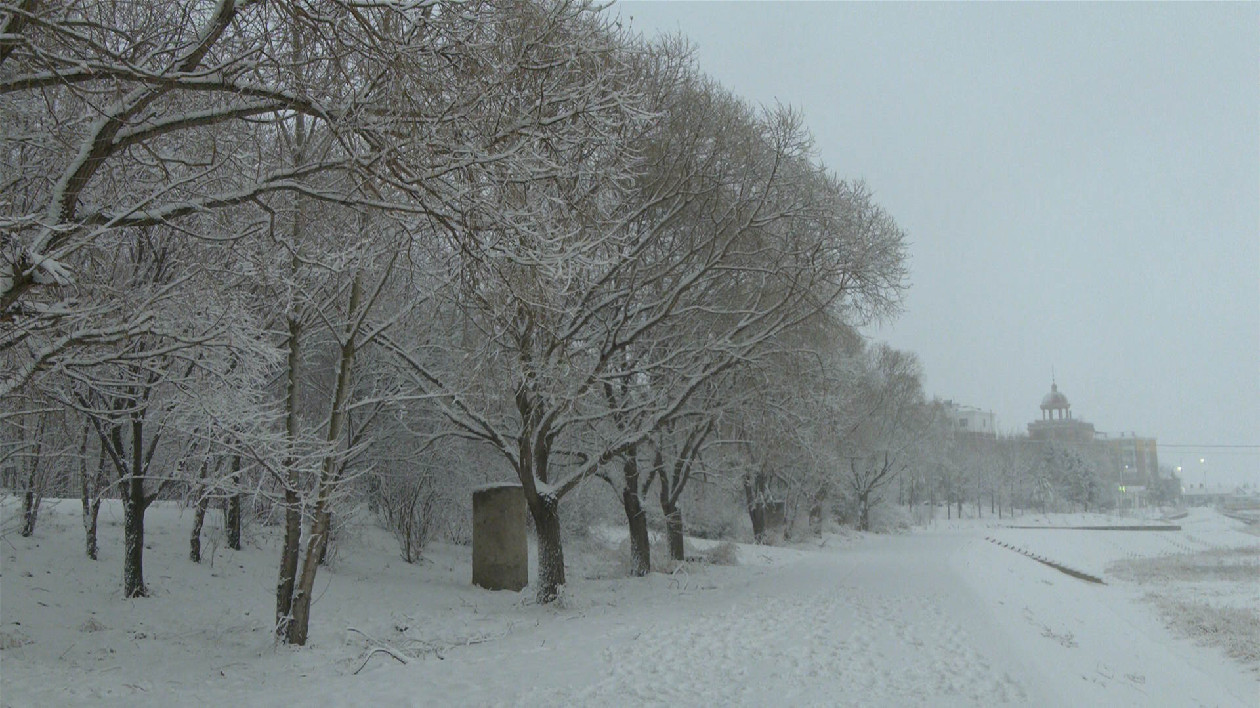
(942, 400, 997, 438)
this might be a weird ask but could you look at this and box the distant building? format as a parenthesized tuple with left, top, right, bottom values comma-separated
(1022, 378, 1162, 497)
(1095, 432, 1160, 485)
(942, 400, 996, 439)
(1026, 381, 1096, 443)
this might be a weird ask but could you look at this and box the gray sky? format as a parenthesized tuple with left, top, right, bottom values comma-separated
(620, 1, 1259, 487)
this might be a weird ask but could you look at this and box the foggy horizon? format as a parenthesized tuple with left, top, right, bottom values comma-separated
(621, 1, 1260, 488)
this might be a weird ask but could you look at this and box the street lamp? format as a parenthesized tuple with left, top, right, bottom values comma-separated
(1200, 458, 1206, 489)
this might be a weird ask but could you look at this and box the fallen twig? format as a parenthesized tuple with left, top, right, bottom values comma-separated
(353, 646, 410, 675)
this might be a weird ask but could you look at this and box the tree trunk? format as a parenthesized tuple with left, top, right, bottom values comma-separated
(80, 456, 93, 555)
(84, 498, 101, 560)
(275, 315, 303, 641)
(20, 489, 38, 537)
(744, 474, 767, 543)
(532, 495, 565, 603)
(621, 454, 649, 577)
(122, 474, 148, 598)
(282, 275, 362, 645)
(652, 448, 685, 561)
(275, 493, 301, 638)
(190, 461, 211, 563)
(81, 436, 105, 560)
(810, 482, 829, 534)
(858, 491, 870, 532)
(318, 511, 333, 565)
(275, 102, 308, 637)
(663, 502, 685, 561)
(190, 493, 209, 563)
(225, 455, 242, 551)
(287, 509, 332, 646)
(225, 493, 242, 550)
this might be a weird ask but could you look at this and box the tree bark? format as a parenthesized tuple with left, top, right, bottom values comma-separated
(275, 315, 303, 641)
(21, 490, 38, 537)
(81, 436, 105, 560)
(532, 495, 565, 603)
(84, 497, 102, 560)
(190, 494, 209, 563)
(653, 446, 686, 561)
(120, 411, 154, 599)
(857, 491, 870, 532)
(122, 473, 148, 598)
(225, 455, 242, 551)
(283, 273, 361, 645)
(275, 97, 308, 639)
(663, 501, 685, 562)
(744, 473, 767, 543)
(621, 453, 650, 576)
(286, 509, 331, 647)
(189, 460, 211, 563)
(225, 493, 242, 550)
(318, 511, 333, 565)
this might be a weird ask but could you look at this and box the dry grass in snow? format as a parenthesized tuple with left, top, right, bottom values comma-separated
(1110, 544, 1260, 673)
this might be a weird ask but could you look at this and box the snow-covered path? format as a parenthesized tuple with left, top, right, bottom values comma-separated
(306, 531, 1254, 708)
(300, 534, 1042, 707)
(5, 506, 1255, 707)
(540, 535, 1035, 706)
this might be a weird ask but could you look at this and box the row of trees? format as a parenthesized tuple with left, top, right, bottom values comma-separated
(897, 427, 1164, 521)
(2, 0, 910, 645)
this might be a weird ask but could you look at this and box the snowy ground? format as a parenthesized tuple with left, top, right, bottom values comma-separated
(2, 500, 1257, 707)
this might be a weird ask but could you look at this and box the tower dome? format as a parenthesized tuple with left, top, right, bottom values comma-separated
(1039, 381, 1071, 419)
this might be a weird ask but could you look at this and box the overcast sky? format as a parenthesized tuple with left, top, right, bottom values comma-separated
(619, 1, 1259, 487)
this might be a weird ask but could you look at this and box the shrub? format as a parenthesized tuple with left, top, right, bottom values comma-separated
(373, 471, 444, 563)
(698, 540, 739, 566)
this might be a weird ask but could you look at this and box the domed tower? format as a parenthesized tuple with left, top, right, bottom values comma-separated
(1028, 378, 1094, 442)
(1040, 381, 1071, 420)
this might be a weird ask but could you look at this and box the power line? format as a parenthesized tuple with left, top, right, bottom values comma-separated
(1158, 444, 1260, 449)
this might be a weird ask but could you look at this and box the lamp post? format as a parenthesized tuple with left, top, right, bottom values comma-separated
(1200, 458, 1206, 489)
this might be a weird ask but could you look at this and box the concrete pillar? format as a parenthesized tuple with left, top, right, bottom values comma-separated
(472, 483, 528, 591)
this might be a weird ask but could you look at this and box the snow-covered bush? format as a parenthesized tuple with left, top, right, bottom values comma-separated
(373, 471, 449, 563)
(832, 494, 911, 533)
(867, 503, 912, 533)
(696, 540, 740, 566)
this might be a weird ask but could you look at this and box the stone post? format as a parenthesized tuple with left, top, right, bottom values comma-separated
(472, 483, 528, 591)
